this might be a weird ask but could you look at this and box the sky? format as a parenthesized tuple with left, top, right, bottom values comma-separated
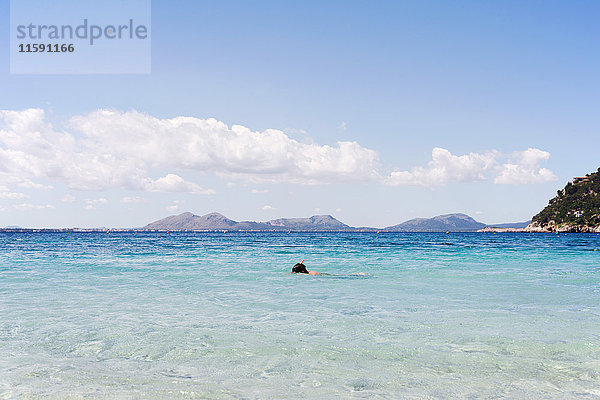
(0, 0, 599, 228)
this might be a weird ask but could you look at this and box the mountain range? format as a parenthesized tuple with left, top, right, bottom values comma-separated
(142, 212, 352, 231)
(142, 212, 527, 232)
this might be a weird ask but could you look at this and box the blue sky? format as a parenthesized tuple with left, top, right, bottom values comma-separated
(0, 0, 599, 228)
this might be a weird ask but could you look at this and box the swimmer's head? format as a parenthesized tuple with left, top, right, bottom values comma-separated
(292, 263, 308, 274)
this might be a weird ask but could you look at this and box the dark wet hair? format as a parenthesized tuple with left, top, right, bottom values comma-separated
(292, 263, 308, 274)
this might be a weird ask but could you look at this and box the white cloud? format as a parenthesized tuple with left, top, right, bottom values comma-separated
(251, 189, 268, 194)
(87, 198, 108, 205)
(14, 203, 53, 211)
(385, 148, 498, 187)
(84, 197, 108, 210)
(0, 109, 380, 192)
(0, 109, 556, 193)
(314, 207, 321, 212)
(385, 147, 555, 187)
(18, 180, 52, 190)
(166, 200, 185, 212)
(120, 196, 148, 203)
(0, 174, 52, 191)
(0, 191, 28, 199)
(61, 194, 76, 203)
(335, 208, 342, 212)
(262, 205, 276, 210)
(338, 122, 347, 132)
(494, 148, 557, 185)
(145, 174, 215, 194)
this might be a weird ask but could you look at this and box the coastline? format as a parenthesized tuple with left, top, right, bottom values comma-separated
(2, 228, 599, 234)
(479, 225, 600, 233)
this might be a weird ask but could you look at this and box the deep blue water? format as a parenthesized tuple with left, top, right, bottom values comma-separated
(1, 232, 599, 398)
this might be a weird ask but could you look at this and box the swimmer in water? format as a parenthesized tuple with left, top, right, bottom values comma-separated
(291, 260, 318, 275)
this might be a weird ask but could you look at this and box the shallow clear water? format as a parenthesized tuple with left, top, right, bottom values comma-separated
(1, 232, 599, 399)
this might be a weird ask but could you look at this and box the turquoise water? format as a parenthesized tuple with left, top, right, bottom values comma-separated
(1, 232, 599, 399)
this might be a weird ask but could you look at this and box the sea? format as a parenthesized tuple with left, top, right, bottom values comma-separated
(1, 231, 599, 399)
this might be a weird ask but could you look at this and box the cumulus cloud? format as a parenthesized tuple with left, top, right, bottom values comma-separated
(262, 205, 276, 210)
(384, 147, 555, 187)
(69, 109, 380, 185)
(120, 196, 148, 203)
(87, 198, 108, 205)
(166, 200, 185, 212)
(145, 174, 215, 194)
(385, 148, 498, 187)
(0, 109, 380, 193)
(494, 148, 557, 185)
(251, 189, 268, 194)
(14, 203, 53, 211)
(84, 197, 107, 210)
(61, 194, 76, 203)
(0, 109, 556, 193)
(0, 188, 28, 199)
(18, 180, 52, 190)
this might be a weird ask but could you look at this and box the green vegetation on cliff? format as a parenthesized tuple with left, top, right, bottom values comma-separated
(532, 168, 600, 228)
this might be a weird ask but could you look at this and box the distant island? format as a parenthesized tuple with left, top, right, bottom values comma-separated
(0, 212, 528, 233)
(525, 168, 600, 233)
(140, 211, 528, 233)
(142, 212, 352, 232)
